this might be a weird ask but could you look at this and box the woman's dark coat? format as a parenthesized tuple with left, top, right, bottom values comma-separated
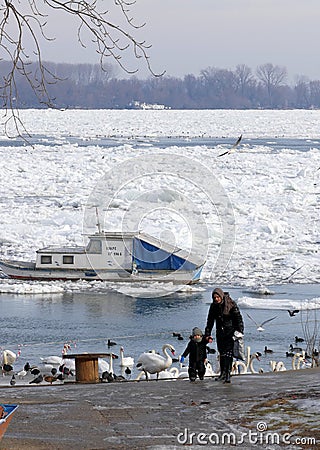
(205, 292, 244, 354)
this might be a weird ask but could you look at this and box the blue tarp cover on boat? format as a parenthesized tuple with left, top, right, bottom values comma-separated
(133, 238, 197, 271)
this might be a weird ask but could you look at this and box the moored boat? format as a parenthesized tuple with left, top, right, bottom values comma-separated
(0, 231, 205, 284)
(0, 404, 19, 441)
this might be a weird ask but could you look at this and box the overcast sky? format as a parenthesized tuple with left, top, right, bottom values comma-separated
(37, 0, 320, 83)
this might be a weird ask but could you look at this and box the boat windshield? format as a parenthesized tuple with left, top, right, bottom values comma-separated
(86, 239, 102, 254)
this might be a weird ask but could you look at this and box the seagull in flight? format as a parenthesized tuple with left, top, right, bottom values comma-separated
(245, 313, 277, 332)
(218, 134, 242, 157)
(287, 309, 300, 317)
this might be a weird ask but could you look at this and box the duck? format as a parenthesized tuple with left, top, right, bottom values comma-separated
(107, 339, 117, 347)
(264, 346, 273, 354)
(295, 336, 304, 343)
(290, 344, 302, 353)
(172, 332, 184, 340)
(119, 347, 134, 367)
(136, 344, 175, 381)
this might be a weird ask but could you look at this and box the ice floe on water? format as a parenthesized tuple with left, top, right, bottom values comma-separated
(0, 109, 319, 295)
(238, 296, 320, 310)
(0, 281, 65, 294)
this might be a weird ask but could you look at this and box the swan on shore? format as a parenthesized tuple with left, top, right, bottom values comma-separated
(119, 347, 134, 367)
(136, 344, 175, 381)
(292, 351, 306, 370)
(2, 350, 17, 366)
(270, 360, 287, 372)
(232, 360, 247, 375)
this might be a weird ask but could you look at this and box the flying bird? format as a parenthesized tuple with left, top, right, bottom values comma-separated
(287, 309, 299, 317)
(245, 313, 277, 332)
(218, 134, 242, 157)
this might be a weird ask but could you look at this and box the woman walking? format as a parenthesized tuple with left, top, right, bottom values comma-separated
(205, 287, 244, 383)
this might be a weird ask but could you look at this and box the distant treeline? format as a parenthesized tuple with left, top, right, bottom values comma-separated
(2, 61, 320, 109)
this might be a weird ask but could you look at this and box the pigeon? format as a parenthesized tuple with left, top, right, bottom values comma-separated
(44, 375, 58, 384)
(16, 368, 28, 379)
(218, 134, 242, 157)
(287, 310, 299, 317)
(101, 370, 114, 382)
(29, 374, 43, 384)
(30, 367, 41, 376)
(24, 362, 31, 372)
(206, 346, 216, 354)
(2, 364, 13, 373)
(245, 313, 277, 332)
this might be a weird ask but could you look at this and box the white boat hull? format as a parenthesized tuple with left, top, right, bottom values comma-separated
(0, 259, 203, 284)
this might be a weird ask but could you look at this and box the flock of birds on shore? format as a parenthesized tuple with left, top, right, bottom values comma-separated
(1, 331, 319, 385)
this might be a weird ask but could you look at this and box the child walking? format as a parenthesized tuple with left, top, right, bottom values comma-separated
(180, 327, 212, 382)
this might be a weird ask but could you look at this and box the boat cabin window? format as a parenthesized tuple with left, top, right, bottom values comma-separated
(63, 255, 74, 264)
(41, 255, 52, 264)
(86, 239, 102, 254)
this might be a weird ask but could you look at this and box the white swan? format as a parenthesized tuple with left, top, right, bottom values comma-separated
(275, 361, 287, 371)
(269, 360, 277, 371)
(292, 351, 305, 370)
(154, 367, 179, 380)
(98, 358, 110, 374)
(2, 350, 17, 366)
(136, 344, 175, 381)
(40, 356, 63, 366)
(248, 352, 261, 374)
(204, 361, 218, 377)
(119, 346, 134, 367)
(232, 360, 247, 375)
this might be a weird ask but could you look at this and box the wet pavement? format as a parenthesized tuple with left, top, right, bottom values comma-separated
(0, 367, 319, 449)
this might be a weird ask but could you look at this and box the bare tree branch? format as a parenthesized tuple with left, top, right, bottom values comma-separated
(0, 0, 163, 137)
